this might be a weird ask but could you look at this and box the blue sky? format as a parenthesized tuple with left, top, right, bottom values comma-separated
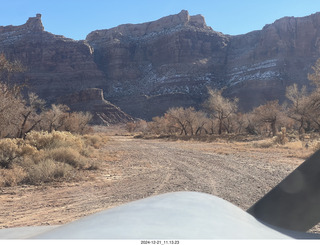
(1, 0, 320, 40)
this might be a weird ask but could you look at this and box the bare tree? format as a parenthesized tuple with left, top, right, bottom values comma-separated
(40, 104, 92, 134)
(151, 107, 208, 136)
(63, 111, 93, 134)
(252, 100, 286, 136)
(40, 104, 70, 132)
(0, 83, 24, 138)
(166, 107, 195, 135)
(0, 54, 27, 138)
(203, 88, 238, 135)
(308, 58, 320, 87)
(148, 116, 176, 135)
(17, 92, 45, 138)
(285, 84, 310, 134)
(0, 53, 24, 84)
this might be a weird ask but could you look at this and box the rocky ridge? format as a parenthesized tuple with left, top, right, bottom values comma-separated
(86, 10, 320, 117)
(0, 14, 105, 102)
(0, 14, 133, 124)
(1, 11, 320, 120)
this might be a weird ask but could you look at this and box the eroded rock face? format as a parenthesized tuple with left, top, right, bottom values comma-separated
(59, 88, 134, 125)
(224, 13, 320, 109)
(2, 11, 320, 120)
(87, 10, 320, 117)
(0, 14, 106, 104)
(86, 10, 229, 118)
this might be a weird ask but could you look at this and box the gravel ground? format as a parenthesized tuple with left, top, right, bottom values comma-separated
(1, 135, 315, 232)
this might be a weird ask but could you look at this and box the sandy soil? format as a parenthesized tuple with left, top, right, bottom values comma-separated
(0, 135, 315, 232)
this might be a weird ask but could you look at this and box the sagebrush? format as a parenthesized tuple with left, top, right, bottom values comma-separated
(0, 130, 104, 186)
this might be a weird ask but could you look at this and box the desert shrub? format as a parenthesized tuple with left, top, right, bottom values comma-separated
(86, 161, 100, 170)
(82, 134, 105, 149)
(25, 130, 84, 151)
(0, 138, 37, 168)
(24, 159, 73, 185)
(46, 147, 86, 169)
(0, 130, 104, 186)
(0, 138, 22, 168)
(252, 139, 274, 148)
(0, 165, 26, 187)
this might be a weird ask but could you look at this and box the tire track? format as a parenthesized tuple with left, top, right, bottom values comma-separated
(0, 135, 302, 229)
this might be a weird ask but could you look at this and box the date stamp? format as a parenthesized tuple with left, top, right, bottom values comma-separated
(140, 240, 180, 245)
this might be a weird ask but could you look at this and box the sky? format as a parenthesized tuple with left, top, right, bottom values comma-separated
(1, 0, 320, 40)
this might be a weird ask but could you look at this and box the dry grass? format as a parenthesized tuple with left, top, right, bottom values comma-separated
(174, 134, 314, 162)
(0, 130, 109, 187)
(46, 147, 86, 169)
(24, 159, 73, 185)
(0, 165, 26, 187)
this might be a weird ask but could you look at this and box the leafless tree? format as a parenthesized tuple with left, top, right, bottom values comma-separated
(308, 58, 320, 87)
(39, 104, 70, 132)
(0, 83, 24, 137)
(252, 100, 286, 136)
(166, 107, 206, 135)
(203, 88, 238, 135)
(17, 92, 45, 138)
(285, 84, 310, 134)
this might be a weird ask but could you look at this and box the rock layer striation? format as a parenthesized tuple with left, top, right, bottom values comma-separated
(2, 11, 320, 120)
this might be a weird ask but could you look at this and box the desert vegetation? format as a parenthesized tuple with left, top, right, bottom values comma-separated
(0, 54, 99, 187)
(129, 58, 320, 151)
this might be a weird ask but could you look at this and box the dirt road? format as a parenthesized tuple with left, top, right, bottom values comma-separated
(0, 135, 305, 229)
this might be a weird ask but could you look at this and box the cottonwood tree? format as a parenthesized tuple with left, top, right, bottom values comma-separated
(0, 54, 26, 138)
(63, 111, 92, 134)
(0, 83, 24, 137)
(232, 113, 249, 134)
(17, 92, 45, 138)
(148, 115, 175, 135)
(285, 84, 310, 134)
(40, 104, 70, 132)
(166, 107, 207, 136)
(303, 88, 320, 132)
(40, 104, 92, 134)
(308, 58, 320, 87)
(203, 88, 238, 135)
(252, 100, 286, 136)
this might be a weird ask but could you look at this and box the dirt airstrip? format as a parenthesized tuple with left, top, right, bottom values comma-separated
(0, 134, 318, 233)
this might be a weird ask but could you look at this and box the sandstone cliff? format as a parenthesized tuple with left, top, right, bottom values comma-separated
(86, 10, 320, 117)
(87, 10, 229, 118)
(0, 14, 106, 103)
(0, 14, 134, 124)
(225, 12, 320, 109)
(2, 11, 320, 121)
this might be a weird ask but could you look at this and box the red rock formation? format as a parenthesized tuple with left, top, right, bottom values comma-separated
(0, 14, 106, 104)
(87, 11, 320, 116)
(2, 11, 320, 120)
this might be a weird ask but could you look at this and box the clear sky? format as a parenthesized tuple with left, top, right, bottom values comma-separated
(1, 0, 320, 40)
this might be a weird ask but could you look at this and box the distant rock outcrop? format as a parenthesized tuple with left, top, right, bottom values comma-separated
(87, 10, 320, 116)
(0, 14, 106, 104)
(2, 11, 320, 121)
(59, 88, 134, 125)
(86, 10, 229, 118)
